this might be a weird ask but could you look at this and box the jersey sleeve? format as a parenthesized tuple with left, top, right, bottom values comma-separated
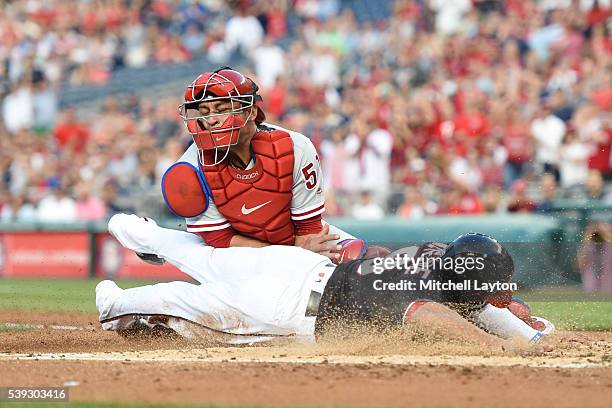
(185, 200, 231, 233)
(288, 131, 325, 221)
(176, 143, 232, 234)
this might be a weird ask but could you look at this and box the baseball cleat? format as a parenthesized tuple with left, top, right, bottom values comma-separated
(135, 251, 166, 265)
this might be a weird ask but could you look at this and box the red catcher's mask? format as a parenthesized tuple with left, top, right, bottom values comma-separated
(178, 67, 265, 166)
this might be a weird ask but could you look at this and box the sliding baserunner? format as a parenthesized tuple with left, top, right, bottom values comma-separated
(96, 214, 554, 349)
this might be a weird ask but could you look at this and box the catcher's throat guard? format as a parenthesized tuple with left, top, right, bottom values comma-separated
(162, 162, 211, 218)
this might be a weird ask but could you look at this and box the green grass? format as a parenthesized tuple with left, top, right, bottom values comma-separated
(0, 279, 611, 330)
(0, 279, 155, 313)
(528, 301, 612, 331)
(517, 287, 612, 331)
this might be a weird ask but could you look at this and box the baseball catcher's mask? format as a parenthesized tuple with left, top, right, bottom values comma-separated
(178, 67, 265, 167)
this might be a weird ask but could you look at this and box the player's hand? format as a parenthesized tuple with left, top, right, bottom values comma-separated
(294, 224, 342, 261)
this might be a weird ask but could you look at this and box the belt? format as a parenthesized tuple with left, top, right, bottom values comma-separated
(305, 262, 336, 317)
(305, 290, 322, 317)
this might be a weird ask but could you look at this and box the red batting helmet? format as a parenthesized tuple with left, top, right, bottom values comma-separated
(178, 67, 266, 166)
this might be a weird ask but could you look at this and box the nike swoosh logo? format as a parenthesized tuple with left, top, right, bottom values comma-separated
(241, 200, 272, 215)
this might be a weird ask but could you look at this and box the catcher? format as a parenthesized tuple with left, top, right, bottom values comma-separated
(97, 214, 554, 349)
(155, 66, 376, 264)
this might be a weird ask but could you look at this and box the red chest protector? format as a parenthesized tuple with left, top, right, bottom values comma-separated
(201, 130, 295, 245)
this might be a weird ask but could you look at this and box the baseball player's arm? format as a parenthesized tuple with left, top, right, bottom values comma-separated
(290, 134, 325, 233)
(294, 224, 342, 260)
(288, 131, 346, 258)
(406, 301, 543, 355)
(322, 220, 356, 242)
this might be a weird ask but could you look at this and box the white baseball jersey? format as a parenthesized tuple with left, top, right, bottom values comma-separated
(177, 123, 326, 234)
(98, 214, 336, 343)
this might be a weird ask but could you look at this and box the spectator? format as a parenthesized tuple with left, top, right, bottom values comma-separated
(351, 190, 384, 220)
(2, 82, 33, 134)
(225, 8, 264, 56)
(359, 125, 393, 194)
(398, 188, 436, 219)
(101, 180, 130, 217)
(182, 23, 206, 54)
(252, 36, 285, 88)
(31, 76, 58, 133)
(587, 126, 612, 181)
(0, 194, 37, 222)
(436, 187, 463, 215)
(559, 128, 592, 189)
(507, 179, 537, 213)
(448, 150, 483, 193)
(502, 105, 533, 189)
(37, 186, 77, 222)
(429, 0, 473, 36)
(482, 186, 506, 214)
(320, 127, 349, 193)
(578, 223, 612, 293)
(583, 169, 606, 200)
(53, 108, 90, 153)
(74, 182, 107, 221)
(536, 173, 558, 212)
(531, 104, 566, 181)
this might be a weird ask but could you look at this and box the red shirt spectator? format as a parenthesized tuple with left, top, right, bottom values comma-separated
(53, 110, 90, 153)
(460, 192, 484, 214)
(266, 8, 288, 39)
(264, 80, 287, 119)
(507, 180, 537, 213)
(588, 128, 612, 176)
(591, 88, 612, 111)
(503, 125, 532, 164)
(453, 110, 491, 139)
(587, 4, 611, 26)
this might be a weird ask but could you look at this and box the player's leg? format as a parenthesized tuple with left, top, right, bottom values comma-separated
(96, 279, 224, 330)
(97, 253, 334, 339)
(108, 213, 215, 283)
(96, 280, 252, 342)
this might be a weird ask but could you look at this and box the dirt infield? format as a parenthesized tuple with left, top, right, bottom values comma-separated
(1, 310, 612, 407)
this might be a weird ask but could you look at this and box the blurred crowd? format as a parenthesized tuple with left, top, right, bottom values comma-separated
(1, 0, 611, 223)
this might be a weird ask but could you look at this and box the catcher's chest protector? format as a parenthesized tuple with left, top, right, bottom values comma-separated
(201, 130, 295, 244)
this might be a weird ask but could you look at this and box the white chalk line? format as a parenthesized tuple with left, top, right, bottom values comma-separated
(0, 322, 91, 331)
(0, 350, 609, 369)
